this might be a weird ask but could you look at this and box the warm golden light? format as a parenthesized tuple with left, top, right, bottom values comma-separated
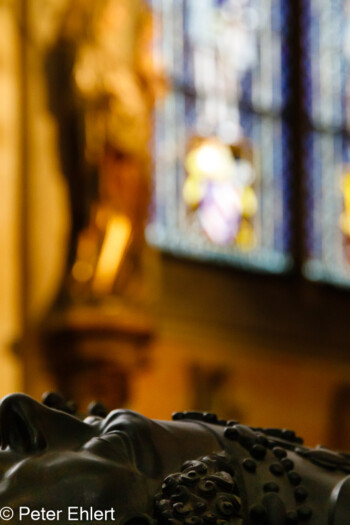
(340, 172, 350, 237)
(341, 172, 350, 210)
(236, 220, 256, 250)
(339, 212, 350, 236)
(72, 260, 94, 283)
(182, 177, 204, 207)
(186, 139, 232, 182)
(92, 214, 132, 294)
(241, 186, 258, 218)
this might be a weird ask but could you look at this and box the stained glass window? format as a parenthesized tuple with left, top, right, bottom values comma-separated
(147, 0, 293, 273)
(303, 0, 350, 286)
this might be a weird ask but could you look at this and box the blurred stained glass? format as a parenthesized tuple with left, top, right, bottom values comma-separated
(146, 0, 293, 273)
(303, 0, 350, 286)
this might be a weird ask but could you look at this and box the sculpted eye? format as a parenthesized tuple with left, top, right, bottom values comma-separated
(100, 412, 160, 476)
(81, 436, 111, 456)
(101, 430, 134, 459)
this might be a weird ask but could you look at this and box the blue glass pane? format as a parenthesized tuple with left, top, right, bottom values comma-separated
(152, 0, 289, 114)
(302, 0, 348, 131)
(304, 131, 350, 286)
(148, 0, 292, 273)
(303, 0, 350, 286)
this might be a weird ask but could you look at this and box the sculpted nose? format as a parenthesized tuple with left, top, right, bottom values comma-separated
(0, 393, 96, 453)
(0, 394, 46, 453)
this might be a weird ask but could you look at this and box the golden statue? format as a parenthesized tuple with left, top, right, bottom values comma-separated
(45, 0, 164, 305)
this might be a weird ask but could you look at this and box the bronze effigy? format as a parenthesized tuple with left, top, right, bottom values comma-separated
(0, 393, 348, 524)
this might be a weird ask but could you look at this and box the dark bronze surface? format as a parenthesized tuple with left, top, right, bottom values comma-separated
(0, 396, 349, 524)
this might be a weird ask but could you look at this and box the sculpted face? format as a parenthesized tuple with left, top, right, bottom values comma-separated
(0, 394, 224, 523)
(2, 394, 350, 525)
